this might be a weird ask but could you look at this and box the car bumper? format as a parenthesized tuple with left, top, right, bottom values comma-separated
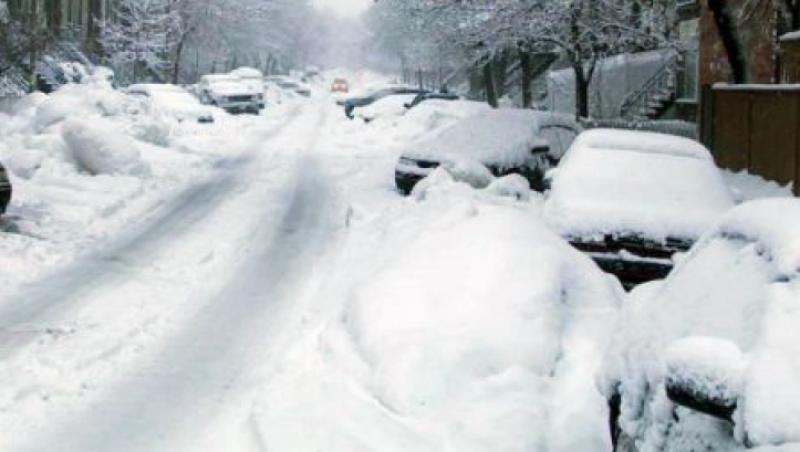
(218, 102, 260, 113)
(578, 248, 674, 289)
(394, 170, 429, 195)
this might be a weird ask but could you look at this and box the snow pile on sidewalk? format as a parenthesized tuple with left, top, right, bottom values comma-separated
(0, 81, 240, 290)
(254, 177, 623, 451)
(721, 169, 794, 203)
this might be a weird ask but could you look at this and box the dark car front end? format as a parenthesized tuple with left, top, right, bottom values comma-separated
(394, 156, 441, 195)
(568, 234, 693, 289)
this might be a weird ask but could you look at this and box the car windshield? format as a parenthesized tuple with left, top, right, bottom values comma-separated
(547, 145, 734, 240)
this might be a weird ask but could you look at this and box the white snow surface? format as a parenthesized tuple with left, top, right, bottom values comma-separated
(255, 173, 622, 452)
(601, 198, 800, 451)
(722, 169, 795, 204)
(402, 109, 549, 167)
(664, 336, 746, 404)
(0, 82, 626, 452)
(545, 129, 735, 241)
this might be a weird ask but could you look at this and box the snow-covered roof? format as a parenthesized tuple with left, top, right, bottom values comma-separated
(401, 109, 549, 167)
(545, 129, 734, 241)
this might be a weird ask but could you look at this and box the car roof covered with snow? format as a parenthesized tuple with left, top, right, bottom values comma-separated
(229, 67, 263, 79)
(545, 128, 734, 242)
(355, 93, 418, 121)
(401, 109, 562, 167)
(600, 198, 800, 450)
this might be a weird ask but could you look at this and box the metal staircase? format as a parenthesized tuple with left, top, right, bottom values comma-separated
(620, 53, 681, 120)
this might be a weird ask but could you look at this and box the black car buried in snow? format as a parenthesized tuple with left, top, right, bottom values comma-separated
(394, 109, 580, 195)
(543, 129, 735, 289)
(339, 85, 429, 119)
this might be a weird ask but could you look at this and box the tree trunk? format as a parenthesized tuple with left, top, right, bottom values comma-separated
(172, 30, 190, 84)
(519, 48, 533, 108)
(28, 0, 39, 92)
(483, 58, 498, 108)
(573, 63, 589, 119)
(708, 0, 748, 83)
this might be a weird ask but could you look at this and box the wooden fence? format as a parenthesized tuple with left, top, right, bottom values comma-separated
(700, 84, 800, 195)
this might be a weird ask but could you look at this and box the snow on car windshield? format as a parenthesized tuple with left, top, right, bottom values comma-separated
(545, 130, 734, 241)
(402, 109, 547, 167)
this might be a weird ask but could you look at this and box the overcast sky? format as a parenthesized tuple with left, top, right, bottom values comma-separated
(312, 0, 372, 18)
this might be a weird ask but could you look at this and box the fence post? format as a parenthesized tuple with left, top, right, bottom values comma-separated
(699, 84, 714, 150)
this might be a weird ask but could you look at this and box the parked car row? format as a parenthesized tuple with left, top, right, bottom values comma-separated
(393, 105, 738, 291)
(602, 198, 800, 452)
(387, 99, 799, 451)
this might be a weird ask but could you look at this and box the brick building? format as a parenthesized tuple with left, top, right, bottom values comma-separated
(697, 0, 779, 85)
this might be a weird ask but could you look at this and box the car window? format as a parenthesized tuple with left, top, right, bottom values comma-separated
(539, 125, 578, 159)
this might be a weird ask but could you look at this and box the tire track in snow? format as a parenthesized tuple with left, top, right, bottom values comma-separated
(0, 106, 304, 350)
(4, 103, 342, 452)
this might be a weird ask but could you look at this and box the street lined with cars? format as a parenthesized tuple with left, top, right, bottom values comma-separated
(0, 69, 797, 452)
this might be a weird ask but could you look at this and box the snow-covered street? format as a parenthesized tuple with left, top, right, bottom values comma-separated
(2, 2, 800, 450)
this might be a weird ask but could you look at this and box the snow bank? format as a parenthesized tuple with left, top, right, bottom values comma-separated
(35, 82, 128, 130)
(255, 179, 622, 451)
(61, 118, 150, 176)
(0, 81, 240, 291)
(601, 198, 800, 450)
(722, 170, 794, 203)
(545, 129, 734, 241)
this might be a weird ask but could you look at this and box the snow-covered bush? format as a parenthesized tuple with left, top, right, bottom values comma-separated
(61, 118, 150, 177)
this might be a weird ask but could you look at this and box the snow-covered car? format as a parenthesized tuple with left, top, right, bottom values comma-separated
(340, 85, 427, 118)
(266, 76, 311, 98)
(356, 91, 460, 123)
(228, 67, 266, 107)
(395, 109, 581, 195)
(544, 129, 735, 289)
(0, 162, 11, 215)
(354, 93, 419, 123)
(404, 91, 459, 109)
(330, 78, 349, 93)
(198, 74, 263, 114)
(126, 84, 216, 123)
(600, 198, 800, 452)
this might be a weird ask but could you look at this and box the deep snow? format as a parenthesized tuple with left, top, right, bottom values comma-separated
(0, 72, 797, 452)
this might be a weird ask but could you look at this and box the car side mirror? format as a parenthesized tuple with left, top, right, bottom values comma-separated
(531, 144, 550, 155)
(664, 337, 745, 422)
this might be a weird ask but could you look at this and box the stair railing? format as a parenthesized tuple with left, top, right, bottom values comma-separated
(620, 52, 681, 119)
